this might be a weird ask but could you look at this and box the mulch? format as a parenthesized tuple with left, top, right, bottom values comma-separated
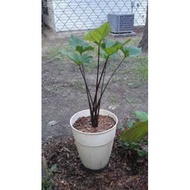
(42, 132, 148, 190)
(73, 115, 115, 133)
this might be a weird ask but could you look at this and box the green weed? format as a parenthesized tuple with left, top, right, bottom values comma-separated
(42, 163, 57, 190)
(124, 56, 148, 87)
(118, 111, 148, 165)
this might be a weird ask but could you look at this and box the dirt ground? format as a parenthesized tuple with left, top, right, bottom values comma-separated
(42, 28, 148, 142)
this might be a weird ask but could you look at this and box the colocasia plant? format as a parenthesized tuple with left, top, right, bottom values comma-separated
(61, 22, 141, 128)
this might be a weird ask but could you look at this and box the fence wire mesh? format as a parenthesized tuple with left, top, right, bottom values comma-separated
(42, 0, 148, 57)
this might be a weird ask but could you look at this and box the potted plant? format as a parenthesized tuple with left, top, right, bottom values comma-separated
(61, 22, 141, 170)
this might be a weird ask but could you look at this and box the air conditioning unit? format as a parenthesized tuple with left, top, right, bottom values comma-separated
(108, 14, 134, 34)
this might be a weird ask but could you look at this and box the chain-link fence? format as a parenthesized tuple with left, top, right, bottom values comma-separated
(42, 0, 148, 56)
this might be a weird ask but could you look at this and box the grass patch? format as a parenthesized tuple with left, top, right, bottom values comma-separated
(118, 56, 148, 87)
(135, 58, 148, 80)
(108, 35, 142, 47)
(42, 46, 62, 61)
(42, 43, 70, 62)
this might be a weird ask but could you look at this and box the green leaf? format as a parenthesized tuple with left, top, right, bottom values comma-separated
(122, 46, 141, 57)
(120, 47, 129, 57)
(120, 121, 148, 142)
(101, 39, 131, 56)
(69, 35, 94, 53)
(49, 164, 57, 172)
(100, 49, 108, 59)
(59, 48, 68, 56)
(60, 48, 81, 63)
(128, 119, 136, 128)
(80, 53, 93, 65)
(66, 52, 82, 65)
(84, 22, 111, 44)
(134, 111, 148, 122)
(101, 38, 115, 48)
(109, 52, 120, 59)
(60, 50, 93, 65)
(104, 41, 122, 55)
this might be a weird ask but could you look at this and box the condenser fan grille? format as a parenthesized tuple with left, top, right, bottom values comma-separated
(108, 14, 134, 33)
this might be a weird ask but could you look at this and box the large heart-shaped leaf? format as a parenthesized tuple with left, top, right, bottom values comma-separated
(120, 121, 148, 142)
(61, 50, 92, 65)
(80, 53, 93, 65)
(101, 39, 131, 56)
(66, 52, 82, 65)
(103, 41, 123, 55)
(101, 38, 115, 48)
(134, 111, 148, 122)
(122, 46, 141, 57)
(84, 22, 111, 44)
(69, 35, 94, 53)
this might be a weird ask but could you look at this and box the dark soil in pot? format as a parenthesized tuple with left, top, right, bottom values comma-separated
(73, 115, 116, 133)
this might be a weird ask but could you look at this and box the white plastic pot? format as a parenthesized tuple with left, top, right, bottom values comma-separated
(70, 109, 118, 170)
